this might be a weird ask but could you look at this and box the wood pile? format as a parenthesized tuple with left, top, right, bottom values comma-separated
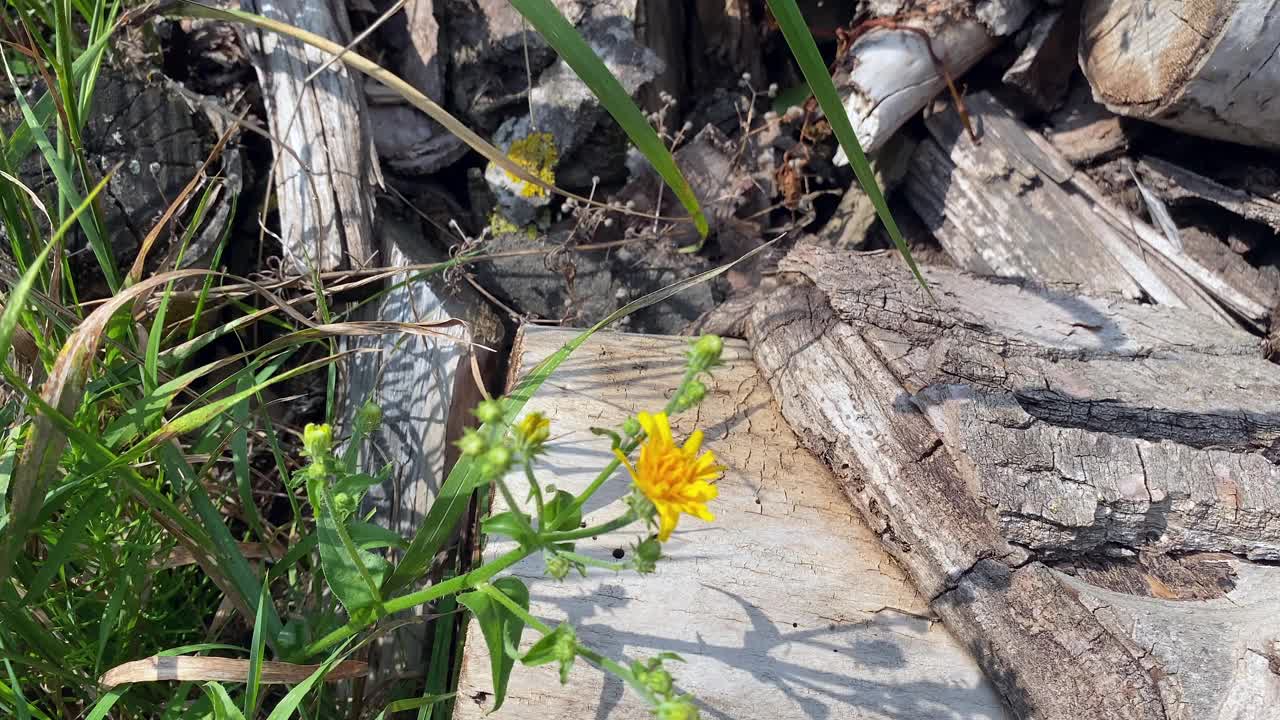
(199, 0, 1280, 715)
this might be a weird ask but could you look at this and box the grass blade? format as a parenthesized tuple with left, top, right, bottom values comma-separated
(764, 0, 929, 293)
(383, 238, 777, 594)
(507, 0, 709, 244)
(243, 584, 270, 718)
(0, 170, 114, 586)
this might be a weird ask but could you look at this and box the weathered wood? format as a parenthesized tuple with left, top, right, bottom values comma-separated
(1080, 0, 1280, 150)
(746, 243, 1280, 719)
(1043, 81, 1132, 164)
(905, 92, 1145, 299)
(1001, 8, 1077, 113)
(907, 91, 1266, 328)
(241, 0, 380, 272)
(831, 0, 1035, 162)
(1136, 157, 1280, 235)
(340, 208, 503, 675)
(455, 328, 1008, 719)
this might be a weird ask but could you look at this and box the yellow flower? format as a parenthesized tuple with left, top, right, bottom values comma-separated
(515, 412, 552, 450)
(615, 412, 722, 541)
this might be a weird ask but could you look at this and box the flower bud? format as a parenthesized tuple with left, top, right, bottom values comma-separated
(688, 335, 724, 373)
(332, 491, 356, 518)
(473, 398, 504, 425)
(479, 445, 512, 477)
(355, 400, 383, 434)
(632, 536, 662, 574)
(645, 667, 673, 695)
(456, 428, 487, 457)
(656, 697, 699, 720)
(302, 423, 333, 459)
(515, 412, 551, 451)
(622, 417, 642, 437)
(545, 552, 571, 580)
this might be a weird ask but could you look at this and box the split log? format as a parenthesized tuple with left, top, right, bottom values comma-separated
(746, 243, 1280, 719)
(904, 92, 1145, 299)
(830, 0, 1035, 162)
(905, 90, 1268, 328)
(340, 206, 504, 674)
(1080, 0, 1280, 150)
(241, 0, 381, 273)
(456, 328, 1008, 719)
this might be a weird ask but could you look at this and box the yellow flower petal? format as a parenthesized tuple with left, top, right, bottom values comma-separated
(623, 414, 723, 542)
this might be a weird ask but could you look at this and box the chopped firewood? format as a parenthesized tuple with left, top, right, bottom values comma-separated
(1080, 0, 1280, 150)
(746, 243, 1280, 720)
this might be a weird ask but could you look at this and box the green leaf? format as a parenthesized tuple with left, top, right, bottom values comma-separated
(457, 577, 529, 712)
(541, 490, 581, 533)
(262, 648, 348, 720)
(382, 239, 777, 595)
(311, 481, 386, 615)
(481, 511, 538, 548)
(202, 682, 247, 720)
(764, 0, 929, 293)
(507, 0, 709, 246)
(243, 585, 269, 718)
(519, 623, 576, 685)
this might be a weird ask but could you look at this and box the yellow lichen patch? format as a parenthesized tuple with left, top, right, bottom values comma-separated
(488, 212, 537, 239)
(504, 132, 558, 199)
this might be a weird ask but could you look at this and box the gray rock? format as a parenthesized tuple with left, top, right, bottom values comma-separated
(478, 1, 664, 223)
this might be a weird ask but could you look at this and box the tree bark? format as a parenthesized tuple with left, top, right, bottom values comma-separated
(746, 243, 1280, 719)
(831, 0, 1035, 162)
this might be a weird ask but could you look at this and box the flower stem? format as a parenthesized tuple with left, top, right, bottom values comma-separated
(542, 511, 636, 543)
(576, 646, 658, 707)
(478, 582, 552, 634)
(299, 546, 528, 659)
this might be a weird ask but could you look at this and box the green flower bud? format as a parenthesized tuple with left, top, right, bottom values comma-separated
(632, 536, 662, 574)
(622, 417, 642, 437)
(645, 667, 673, 695)
(684, 381, 707, 405)
(545, 552, 571, 580)
(302, 423, 333, 459)
(356, 400, 383, 434)
(474, 398, 504, 425)
(688, 334, 724, 373)
(672, 380, 709, 413)
(479, 445, 512, 477)
(655, 696, 699, 720)
(456, 428, 488, 457)
(332, 491, 357, 518)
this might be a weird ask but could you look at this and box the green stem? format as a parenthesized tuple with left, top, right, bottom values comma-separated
(557, 550, 627, 572)
(524, 460, 545, 530)
(542, 511, 636, 544)
(566, 365, 697, 516)
(477, 583, 551, 635)
(495, 476, 537, 539)
(299, 547, 528, 659)
(576, 646, 658, 707)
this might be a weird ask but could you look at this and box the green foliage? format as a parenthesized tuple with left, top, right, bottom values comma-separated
(457, 578, 530, 711)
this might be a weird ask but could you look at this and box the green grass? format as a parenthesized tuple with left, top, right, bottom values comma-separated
(0, 1, 920, 717)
